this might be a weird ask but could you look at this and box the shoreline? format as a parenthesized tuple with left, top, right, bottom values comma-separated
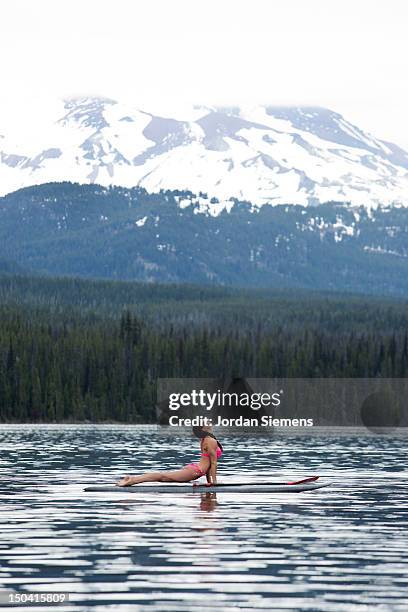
(1, 423, 407, 436)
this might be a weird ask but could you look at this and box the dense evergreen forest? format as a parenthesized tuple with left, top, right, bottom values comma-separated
(1, 273, 408, 422)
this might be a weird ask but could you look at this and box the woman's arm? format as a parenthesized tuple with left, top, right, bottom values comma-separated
(208, 449, 218, 485)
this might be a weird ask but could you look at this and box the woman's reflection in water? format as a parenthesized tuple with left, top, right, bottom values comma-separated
(199, 492, 218, 512)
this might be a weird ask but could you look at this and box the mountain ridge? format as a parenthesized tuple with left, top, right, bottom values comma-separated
(0, 97, 407, 209)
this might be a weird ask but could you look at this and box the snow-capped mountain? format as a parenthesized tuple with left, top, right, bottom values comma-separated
(0, 97, 407, 209)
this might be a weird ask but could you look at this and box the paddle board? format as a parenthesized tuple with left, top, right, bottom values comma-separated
(84, 481, 331, 493)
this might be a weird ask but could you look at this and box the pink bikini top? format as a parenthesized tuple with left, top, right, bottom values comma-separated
(201, 447, 223, 459)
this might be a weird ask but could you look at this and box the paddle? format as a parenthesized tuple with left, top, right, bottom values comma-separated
(192, 476, 320, 488)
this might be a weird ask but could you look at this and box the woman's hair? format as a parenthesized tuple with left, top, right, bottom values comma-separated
(192, 426, 223, 451)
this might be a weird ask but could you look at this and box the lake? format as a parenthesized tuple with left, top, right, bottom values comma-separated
(1, 425, 407, 610)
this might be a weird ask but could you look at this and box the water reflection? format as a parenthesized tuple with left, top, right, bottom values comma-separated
(0, 425, 407, 610)
(198, 492, 219, 512)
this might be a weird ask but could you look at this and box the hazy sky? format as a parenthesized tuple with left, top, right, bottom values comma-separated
(1, 0, 407, 148)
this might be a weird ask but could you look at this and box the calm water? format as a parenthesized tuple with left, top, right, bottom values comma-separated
(0, 425, 407, 611)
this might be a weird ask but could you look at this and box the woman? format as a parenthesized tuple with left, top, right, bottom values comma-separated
(116, 426, 223, 487)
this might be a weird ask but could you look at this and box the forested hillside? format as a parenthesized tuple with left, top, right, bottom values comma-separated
(1, 274, 407, 422)
(1, 182, 408, 295)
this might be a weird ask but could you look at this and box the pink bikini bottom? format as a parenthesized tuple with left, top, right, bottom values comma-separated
(185, 463, 206, 477)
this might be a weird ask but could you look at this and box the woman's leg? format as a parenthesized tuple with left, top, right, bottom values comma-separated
(117, 466, 199, 487)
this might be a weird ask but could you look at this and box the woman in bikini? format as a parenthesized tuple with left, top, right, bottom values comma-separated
(116, 425, 222, 487)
